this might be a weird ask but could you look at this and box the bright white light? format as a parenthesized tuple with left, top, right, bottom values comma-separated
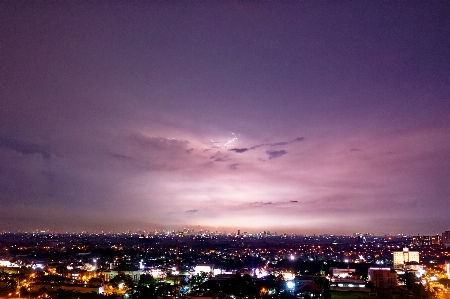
(211, 132, 239, 148)
(255, 269, 269, 278)
(222, 132, 238, 148)
(417, 268, 426, 277)
(195, 265, 212, 274)
(32, 263, 44, 270)
(0, 261, 11, 267)
(150, 269, 164, 278)
(282, 272, 295, 281)
(290, 254, 295, 261)
(286, 281, 295, 289)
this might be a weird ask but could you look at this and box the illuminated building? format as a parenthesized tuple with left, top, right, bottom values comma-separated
(330, 278, 368, 292)
(103, 268, 140, 282)
(446, 261, 450, 278)
(393, 248, 419, 269)
(330, 267, 356, 278)
(431, 235, 441, 245)
(443, 231, 450, 248)
(412, 235, 441, 246)
(194, 264, 215, 275)
(368, 268, 397, 288)
(421, 236, 431, 246)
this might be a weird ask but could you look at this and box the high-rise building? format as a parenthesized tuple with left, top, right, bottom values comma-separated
(412, 235, 441, 246)
(393, 248, 419, 269)
(431, 235, 441, 245)
(422, 236, 431, 245)
(442, 231, 450, 248)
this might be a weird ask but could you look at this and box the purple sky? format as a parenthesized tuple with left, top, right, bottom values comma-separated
(1, 1, 449, 234)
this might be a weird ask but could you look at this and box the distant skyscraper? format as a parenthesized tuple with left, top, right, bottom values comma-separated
(412, 235, 441, 246)
(393, 248, 419, 269)
(431, 235, 441, 245)
(421, 235, 431, 246)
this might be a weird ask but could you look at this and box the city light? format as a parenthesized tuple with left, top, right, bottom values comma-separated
(286, 281, 295, 289)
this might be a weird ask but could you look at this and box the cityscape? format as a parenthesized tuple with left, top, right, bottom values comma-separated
(2, 1, 450, 299)
(1, 230, 450, 299)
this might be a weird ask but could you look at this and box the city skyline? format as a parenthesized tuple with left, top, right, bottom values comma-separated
(1, 1, 449, 234)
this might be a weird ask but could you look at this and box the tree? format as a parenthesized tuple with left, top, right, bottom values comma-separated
(365, 281, 374, 292)
(225, 273, 259, 299)
(88, 277, 104, 287)
(404, 272, 417, 290)
(109, 274, 134, 289)
(137, 274, 156, 287)
(133, 275, 157, 299)
(188, 272, 210, 290)
(107, 274, 134, 295)
(5, 278, 17, 291)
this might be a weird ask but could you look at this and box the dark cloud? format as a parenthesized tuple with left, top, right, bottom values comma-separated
(229, 148, 249, 153)
(290, 200, 298, 203)
(233, 137, 304, 153)
(229, 163, 239, 170)
(266, 150, 287, 159)
(269, 142, 288, 146)
(209, 151, 229, 162)
(185, 209, 199, 213)
(210, 151, 221, 159)
(268, 137, 304, 146)
(351, 148, 360, 151)
(0, 135, 50, 160)
(250, 144, 265, 150)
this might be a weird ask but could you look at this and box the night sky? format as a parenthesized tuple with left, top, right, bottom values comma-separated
(1, 1, 449, 234)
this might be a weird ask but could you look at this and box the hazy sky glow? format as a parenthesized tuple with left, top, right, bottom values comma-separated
(1, 1, 449, 234)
